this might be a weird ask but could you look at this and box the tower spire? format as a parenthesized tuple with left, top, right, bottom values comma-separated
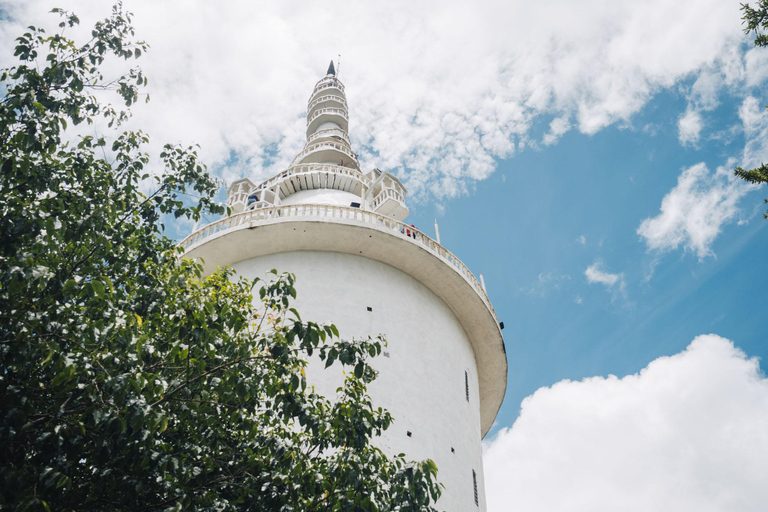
(300, 60, 354, 170)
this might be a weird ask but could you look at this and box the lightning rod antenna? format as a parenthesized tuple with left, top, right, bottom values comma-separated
(336, 54, 342, 78)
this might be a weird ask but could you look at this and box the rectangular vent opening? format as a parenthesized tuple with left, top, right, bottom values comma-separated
(473, 469, 478, 506)
(465, 370, 470, 402)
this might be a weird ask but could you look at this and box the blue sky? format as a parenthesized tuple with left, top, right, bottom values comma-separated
(404, 88, 768, 432)
(2, 0, 767, 509)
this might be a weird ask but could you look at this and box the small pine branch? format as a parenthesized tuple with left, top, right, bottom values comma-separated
(734, 164, 768, 184)
(735, 165, 768, 218)
(740, 4, 768, 218)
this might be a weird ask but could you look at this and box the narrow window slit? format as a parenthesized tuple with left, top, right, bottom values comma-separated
(465, 370, 470, 402)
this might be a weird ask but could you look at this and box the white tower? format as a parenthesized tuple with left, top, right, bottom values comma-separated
(181, 62, 507, 511)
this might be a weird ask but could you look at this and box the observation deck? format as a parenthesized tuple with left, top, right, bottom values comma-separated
(290, 141, 359, 168)
(307, 127, 351, 145)
(310, 75, 345, 100)
(263, 164, 367, 198)
(306, 107, 349, 136)
(308, 94, 348, 114)
(181, 204, 507, 436)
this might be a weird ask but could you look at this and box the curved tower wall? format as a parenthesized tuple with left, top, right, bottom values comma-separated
(279, 189, 360, 207)
(231, 251, 486, 512)
(316, 121, 342, 132)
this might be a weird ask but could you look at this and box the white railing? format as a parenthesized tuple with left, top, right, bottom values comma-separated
(370, 188, 405, 210)
(291, 141, 359, 167)
(226, 190, 250, 208)
(308, 94, 347, 113)
(307, 128, 350, 145)
(180, 205, 497, 320)
(258, 163, 371, 194)
(312, 77, 345, 96)
(307, 107, 348, 127)
(244, 200, 273, 211)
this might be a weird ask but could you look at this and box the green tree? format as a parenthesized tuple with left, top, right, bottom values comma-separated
(0, 4, 441, 511)
(739, 1, 768, 217)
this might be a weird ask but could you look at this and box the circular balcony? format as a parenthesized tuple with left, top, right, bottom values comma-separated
(307, 128, 351, 146)
(180, 204, 507, 437)
(306, 107, 349, 136)
(291, 141, 359, 168)
(308, 94, 347, 115)
(259, 163, 370, 199)
(310, 77, 345, 103)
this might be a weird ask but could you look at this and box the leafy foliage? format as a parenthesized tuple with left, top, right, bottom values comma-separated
(0, 4, 441, 511)
(739, 1, 768, 217)
(742, 0, 768, 47)
(734, 163, 768, 218)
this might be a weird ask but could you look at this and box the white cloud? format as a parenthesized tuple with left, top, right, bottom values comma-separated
(689, 69, 724, 110)
(0, 0, 751, 199)
(637, 162, 752, 259)
(740, 95, 768, 168)
(574, 295, 583, 305)
(576, 235, 586, 245)
(745, 47, 768, 88)
(585, 260, 626, 298)
(483, 334, 768, 512)
(678, 108, 703, 146)
(543, 115, 571, 146)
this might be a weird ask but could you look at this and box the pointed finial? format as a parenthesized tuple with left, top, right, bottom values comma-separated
(327, 60, 336, 76)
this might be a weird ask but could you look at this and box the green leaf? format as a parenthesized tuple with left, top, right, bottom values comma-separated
(91, 279, 105, 298)
(158, 415, 168, 433)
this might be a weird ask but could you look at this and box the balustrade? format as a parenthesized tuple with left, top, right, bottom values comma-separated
(292, 141, 358, 166)
(249, 163, 370, 200)
(244, 200, 273, 211)
(258, 163, 369, 191)
(370, 188, 405, 210)
(307, 107, 349, 126)
(180, 204, 497, 318)
(312, 78, 345, 95)
(226, 191, 249, 206)
(307, 128, 350, 145)
(308, 94, 347, 112)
